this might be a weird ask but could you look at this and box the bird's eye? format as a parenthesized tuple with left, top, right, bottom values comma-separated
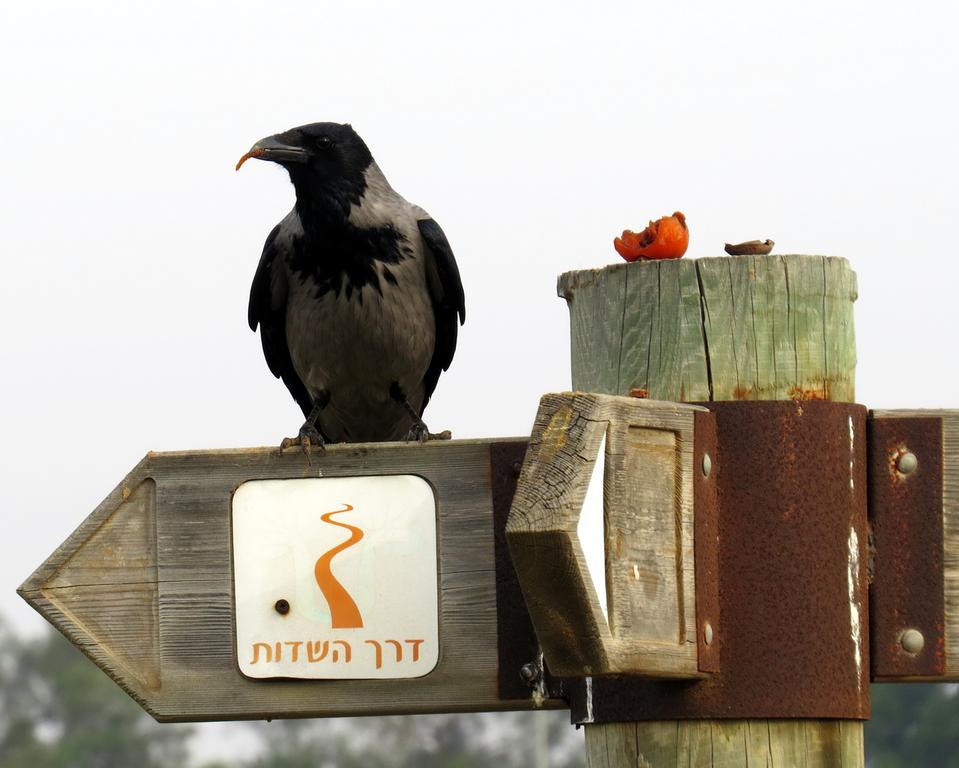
(316, 136, 334, 150)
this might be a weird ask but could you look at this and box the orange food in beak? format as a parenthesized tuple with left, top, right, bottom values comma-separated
(614, 212, 689, 261)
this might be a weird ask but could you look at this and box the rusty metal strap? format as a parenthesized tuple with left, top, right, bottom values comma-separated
(566, 400, 870, 723)
(868, 414, 945, 679)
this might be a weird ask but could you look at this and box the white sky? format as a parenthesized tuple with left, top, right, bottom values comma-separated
(1, 0, 958, 749)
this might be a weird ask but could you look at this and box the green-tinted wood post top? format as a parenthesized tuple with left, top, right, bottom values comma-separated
(558, 255, 857, 402)
(561, 255, 864, 767)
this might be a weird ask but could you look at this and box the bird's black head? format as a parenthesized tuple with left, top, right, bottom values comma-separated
(237, 122, 374, 211)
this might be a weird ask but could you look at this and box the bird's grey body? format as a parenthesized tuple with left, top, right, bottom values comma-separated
(241, 123, 464, 445)
(275, 169, 436, 440)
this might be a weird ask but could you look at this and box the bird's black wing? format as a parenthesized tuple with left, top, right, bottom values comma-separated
(417, 217, 466, 411)
(248, 223, 314, 419)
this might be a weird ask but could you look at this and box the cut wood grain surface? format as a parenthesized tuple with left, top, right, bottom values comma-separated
(946, 412, 958, 677)
(558, 255, 857, 402)
(19, 438, 566, 722)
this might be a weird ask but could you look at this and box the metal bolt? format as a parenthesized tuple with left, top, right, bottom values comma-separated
(702, 453, 712, 478)
(519, 662, 541, 686)
(896, 451, 918, 475)
(704, 622, 714, 646)
(274, 599, 291, 616)
(900, 628, 924, 654)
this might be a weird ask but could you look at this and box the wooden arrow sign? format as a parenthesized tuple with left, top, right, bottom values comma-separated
(18, 439, 560, 722)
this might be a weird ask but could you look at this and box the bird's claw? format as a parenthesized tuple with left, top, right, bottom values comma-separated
(405, 424, 452, 443)
(280, 424, 326, 463)
(405, 422, 430, 443)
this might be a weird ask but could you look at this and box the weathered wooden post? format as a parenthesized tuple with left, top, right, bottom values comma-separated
(511, 255, 866, 765)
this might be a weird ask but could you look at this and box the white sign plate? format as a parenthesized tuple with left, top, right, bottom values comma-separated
(232, 475, 439, 679)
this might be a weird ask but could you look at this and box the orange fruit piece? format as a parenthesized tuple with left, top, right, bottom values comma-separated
(614, 212, 689, 261)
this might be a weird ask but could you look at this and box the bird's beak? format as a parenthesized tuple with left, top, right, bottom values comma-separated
(236, 135, 308, 170)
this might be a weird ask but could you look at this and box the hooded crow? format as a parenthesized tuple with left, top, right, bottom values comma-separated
(237, 122, 465, 449)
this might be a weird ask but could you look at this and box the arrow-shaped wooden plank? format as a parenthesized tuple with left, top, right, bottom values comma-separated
(33, 475, 161, 693)
(19, 439, 560, 722)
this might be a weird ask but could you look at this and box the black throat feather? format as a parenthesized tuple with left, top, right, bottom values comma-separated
(287, 169, 411, 302)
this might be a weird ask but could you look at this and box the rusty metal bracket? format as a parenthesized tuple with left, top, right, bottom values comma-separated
(565, 400, 870, 723)
(868, 414, 945, 679)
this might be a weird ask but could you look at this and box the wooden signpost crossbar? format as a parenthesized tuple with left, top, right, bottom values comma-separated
(18, 439, 564, 722)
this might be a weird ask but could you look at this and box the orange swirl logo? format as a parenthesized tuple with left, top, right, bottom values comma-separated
(314, 503, 364, 629)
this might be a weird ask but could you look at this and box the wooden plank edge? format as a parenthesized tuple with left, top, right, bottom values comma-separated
(144, 436, 529, 460)
(17, 454, 155, 595)
(16, 586, 160, 717)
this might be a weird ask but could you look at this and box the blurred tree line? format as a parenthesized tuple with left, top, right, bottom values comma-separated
(0, 619, 582, 767)
(1, 619, 956, 767)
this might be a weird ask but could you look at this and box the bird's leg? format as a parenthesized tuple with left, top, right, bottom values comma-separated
(280, 391, 330, 460)
(389, 383, 451, 443)
(393, 385, 428, 443)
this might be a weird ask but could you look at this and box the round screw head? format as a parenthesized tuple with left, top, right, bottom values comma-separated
(704, 622, 714, 646)
(702, 453, 712, 478)
(896, 451, 918, 475)
(274, 599, 291, 616)
(900, 628, 924, 654)
(519, 662, 540, 686)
